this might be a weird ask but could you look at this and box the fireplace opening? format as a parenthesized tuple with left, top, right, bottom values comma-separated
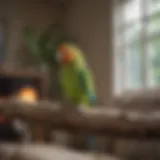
(0, 70, 48, 142)
(0, 71, 48, 100)
(0, 77, 41, 101)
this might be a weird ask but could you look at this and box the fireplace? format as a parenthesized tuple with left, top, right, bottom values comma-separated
(0, 70, 49, 142)
(0, 70, 48, 100)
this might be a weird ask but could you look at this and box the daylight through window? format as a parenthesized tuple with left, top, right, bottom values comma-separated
(113, 0, 160, 94)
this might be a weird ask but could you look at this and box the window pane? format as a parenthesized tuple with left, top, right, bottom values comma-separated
(114, 48, 125, 94)
(124, 22, 142, 44)
(148, 0, 160, 15)
(148, 37, 160, 87)
(125, 39, 143, 89)
(148, 12, 160, 35)
(123, 23, 143, 89)
(123, 0, 141, 23)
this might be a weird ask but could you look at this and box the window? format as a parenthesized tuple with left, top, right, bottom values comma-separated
(113, 0, 160, 94)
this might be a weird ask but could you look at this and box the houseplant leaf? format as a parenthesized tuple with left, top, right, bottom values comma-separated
(24, 27, 40, 57)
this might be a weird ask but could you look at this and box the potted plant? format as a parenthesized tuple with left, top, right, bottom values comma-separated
(23, 24, 64, 99)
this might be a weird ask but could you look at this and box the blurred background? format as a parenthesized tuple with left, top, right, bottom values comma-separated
(0, 0, 159, 160)
(114, 0, 160, 94)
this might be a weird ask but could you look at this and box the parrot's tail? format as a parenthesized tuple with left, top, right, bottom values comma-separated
(87, 135, 95, 151)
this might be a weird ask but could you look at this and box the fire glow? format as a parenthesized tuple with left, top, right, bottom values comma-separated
(17, 86, 38, 102)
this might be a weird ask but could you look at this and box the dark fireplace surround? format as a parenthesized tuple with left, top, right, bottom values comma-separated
(0, 70, 48, 100)
(0, 70, 48, 142)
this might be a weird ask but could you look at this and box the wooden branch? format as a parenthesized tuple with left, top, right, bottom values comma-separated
(0, 100, 160, 139)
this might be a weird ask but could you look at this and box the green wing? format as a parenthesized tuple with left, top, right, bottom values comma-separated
(78, 70, 90, 94)
(78, 69, 96, 105)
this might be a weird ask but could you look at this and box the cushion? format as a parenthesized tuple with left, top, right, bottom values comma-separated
(111, 88, 160, 109)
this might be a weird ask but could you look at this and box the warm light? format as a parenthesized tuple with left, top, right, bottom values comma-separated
(17, 87, 38, 102)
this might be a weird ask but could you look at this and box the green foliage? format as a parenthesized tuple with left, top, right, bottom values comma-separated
(24, 25, 66, 68)
(24, 27, 40, 57)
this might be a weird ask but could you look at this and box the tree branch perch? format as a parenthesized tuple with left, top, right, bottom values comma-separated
(0, 100, 160, 139)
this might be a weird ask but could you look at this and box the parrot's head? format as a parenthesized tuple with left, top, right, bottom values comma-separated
(56, 43, 75, 64)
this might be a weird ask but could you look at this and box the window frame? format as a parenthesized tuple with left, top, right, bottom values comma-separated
(113, 0, 160, 95)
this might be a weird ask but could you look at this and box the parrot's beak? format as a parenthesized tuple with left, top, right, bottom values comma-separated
(56, 51, 73, 64)
(64, 52, 73, 63)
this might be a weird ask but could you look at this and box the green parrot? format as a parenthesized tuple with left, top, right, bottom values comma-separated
(56, 43, 96, 150)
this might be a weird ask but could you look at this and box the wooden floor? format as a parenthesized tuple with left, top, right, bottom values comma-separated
(0, 144, 120, 160)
